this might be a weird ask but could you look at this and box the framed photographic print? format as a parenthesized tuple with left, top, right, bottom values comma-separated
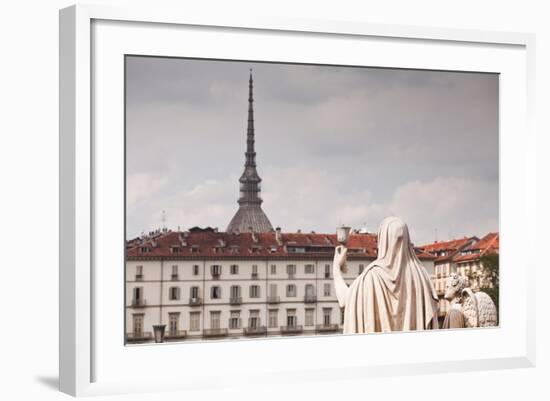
(59, 4, 536, 397)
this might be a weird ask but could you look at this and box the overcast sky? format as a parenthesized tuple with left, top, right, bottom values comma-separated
(125, 56, 498, 245)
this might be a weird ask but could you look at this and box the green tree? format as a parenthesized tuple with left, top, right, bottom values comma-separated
(479, 253, 499, 315)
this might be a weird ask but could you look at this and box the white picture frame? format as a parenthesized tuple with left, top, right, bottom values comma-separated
(59, 4, 536, 397)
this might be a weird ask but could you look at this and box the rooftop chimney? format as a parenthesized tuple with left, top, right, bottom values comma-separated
(275, 227, 283, 245)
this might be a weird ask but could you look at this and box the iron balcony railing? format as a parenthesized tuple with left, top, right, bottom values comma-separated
(164, 330, 187, 339)
(203, 328, 228, 337)
(126, 331, 152, 342)
(244, 326, 267, 336)
(189, 297, 202, 306)
(280, 325, 303, 334)
(304, 295, 317, 303)
(229, 297, 242, 305)
(135, 274, 143, 281)
(267, 296, 280, 304)
(171, 274, 179, 281)
(131, 299, 146, 307)
(251, 272, 259, 279)
(316, 324, 340, 333)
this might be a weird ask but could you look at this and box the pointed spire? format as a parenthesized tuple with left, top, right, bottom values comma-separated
(226, 70, 273, 233)
(246, 69, 256, 167)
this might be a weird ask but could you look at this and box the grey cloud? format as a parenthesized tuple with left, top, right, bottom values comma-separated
(125, 56, 498, 244)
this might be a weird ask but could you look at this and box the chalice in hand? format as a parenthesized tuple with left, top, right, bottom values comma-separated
(335, 225, 351, 273)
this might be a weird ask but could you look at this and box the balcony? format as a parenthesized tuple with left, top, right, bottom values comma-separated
(267, 296, 280, 304)
(324, 273, 330, 279)
(203, 328, 228, 338)
(189, 297, 202, 306)
(229, 297, 242, 305)
(280, 325, 303, 335)
(304, 295, 317, 303)
(251, 272, 259, 280)
(316, 324, 340, 333)
(164, 330, 187, 340)
(244, 326, 267, 336)
(135, 274, 143, 281)
(131, 299, 146, 308)
(126, 331, 152, 342)
(171, 274, 179, 281)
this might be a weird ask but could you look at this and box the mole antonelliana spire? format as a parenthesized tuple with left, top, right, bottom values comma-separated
(226, 70, 274, 233)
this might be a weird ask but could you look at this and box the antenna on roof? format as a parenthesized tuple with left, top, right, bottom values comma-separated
(161, 210, 166, 231)
(435, 228, 438, 242)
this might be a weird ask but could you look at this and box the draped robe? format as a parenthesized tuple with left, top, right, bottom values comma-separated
(340, 217, 439, 334)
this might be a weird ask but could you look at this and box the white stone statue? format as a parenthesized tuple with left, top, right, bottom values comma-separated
(442, 272, 498, 329)
(333, 217, 439, 334)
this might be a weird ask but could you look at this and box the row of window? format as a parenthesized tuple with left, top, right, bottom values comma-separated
(134, 264, 201, 280)
(132, 308, 344, 335)
(132, 283, 333, 303)
(133, 263, 367, 280)
(434, 264, 451, 276)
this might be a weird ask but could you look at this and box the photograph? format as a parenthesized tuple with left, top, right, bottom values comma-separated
(124, 56, 500, 344)
(1, 0, 543, 398)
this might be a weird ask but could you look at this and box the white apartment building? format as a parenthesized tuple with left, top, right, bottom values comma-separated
(125, 227, 436, 343)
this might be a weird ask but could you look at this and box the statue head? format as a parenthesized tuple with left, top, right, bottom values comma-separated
(376, 217, 412, 259)
(444, 272, 466, 301)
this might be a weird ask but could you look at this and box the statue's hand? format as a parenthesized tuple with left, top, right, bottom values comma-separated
(334, 245, 348, 273)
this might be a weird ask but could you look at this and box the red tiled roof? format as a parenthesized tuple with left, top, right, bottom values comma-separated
(419, 237, 478, 262)
(453, 232, 499, 263)
(420, 237, 473, 253)
(126, 230, 435, 261)
(415, 248, 438, 260)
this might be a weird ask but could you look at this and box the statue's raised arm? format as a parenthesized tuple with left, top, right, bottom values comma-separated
(332, 245, 350, 308)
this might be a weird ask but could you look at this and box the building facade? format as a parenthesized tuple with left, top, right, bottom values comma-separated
(420, 232, 499, 320)
(419, 237, 479, 318)
(454, 232, 500, 290)
(125, 228, 436, 343)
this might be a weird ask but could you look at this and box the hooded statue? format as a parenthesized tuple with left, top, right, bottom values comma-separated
(333, 217, 439, 334)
